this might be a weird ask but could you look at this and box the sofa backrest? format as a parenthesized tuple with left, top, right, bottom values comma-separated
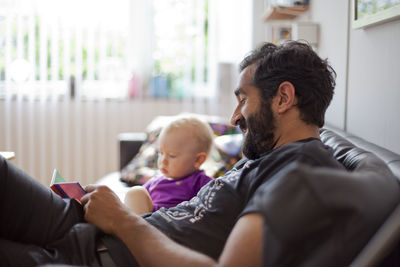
(320, 126, 400, 267)
(320, 127, 400, 181)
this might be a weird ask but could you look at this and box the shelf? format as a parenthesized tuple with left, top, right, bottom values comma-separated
(263, 5, 309, 21)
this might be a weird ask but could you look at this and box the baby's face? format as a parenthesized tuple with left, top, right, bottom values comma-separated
(157, 128, 201, 179)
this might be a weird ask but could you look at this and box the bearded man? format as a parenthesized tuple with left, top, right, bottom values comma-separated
(81, 41, 346, 267)
(4, 41, 393, 267)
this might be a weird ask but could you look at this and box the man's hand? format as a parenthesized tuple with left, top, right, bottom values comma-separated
(80, 184, 131, 235)
(80, 186, 262, 267)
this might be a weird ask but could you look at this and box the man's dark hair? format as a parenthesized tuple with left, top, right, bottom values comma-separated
(239, 41, 336, 128)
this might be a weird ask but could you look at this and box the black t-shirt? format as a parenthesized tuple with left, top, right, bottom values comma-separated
(242, 160, 400, 267)
(144, 138, 344, 259)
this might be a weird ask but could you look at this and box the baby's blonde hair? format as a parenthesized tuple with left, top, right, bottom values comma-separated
(160, 116, 214, 154)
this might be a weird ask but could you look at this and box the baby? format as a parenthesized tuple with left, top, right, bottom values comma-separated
(124, 116, 214, 214)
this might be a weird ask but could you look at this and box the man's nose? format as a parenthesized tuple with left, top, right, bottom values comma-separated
(230, 107, 243, 126)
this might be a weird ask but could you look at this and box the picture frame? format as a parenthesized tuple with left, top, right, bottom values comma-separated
(353, 0, 400, 29)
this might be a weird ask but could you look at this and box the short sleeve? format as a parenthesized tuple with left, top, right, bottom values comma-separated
(142, 176, 159, 192)
(241, 162, 329, 243)
(193, 171, 213, 193)
(241, 161, 400, 267)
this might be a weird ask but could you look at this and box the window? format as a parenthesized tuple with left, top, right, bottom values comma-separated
(0, 0, 252, 100)
(0, 0, 131, 99)
(150, 0, 210, 99)
(0, 0, 212, 100)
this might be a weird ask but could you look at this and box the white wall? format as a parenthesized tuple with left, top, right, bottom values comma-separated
(309, 0, 400, 154)
(252, 0, 268, 48)
(310, 0, 349, 130)
(347, 19, 400, 153)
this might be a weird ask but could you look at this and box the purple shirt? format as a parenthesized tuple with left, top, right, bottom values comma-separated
(143, 170, 212, 211)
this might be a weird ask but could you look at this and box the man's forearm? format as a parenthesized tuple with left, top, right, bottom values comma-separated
(82, 185, 261, 267)
(82, 185, 216, 266)
(113, 212, 217, 267)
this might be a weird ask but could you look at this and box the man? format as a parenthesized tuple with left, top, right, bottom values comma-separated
(2, 41, 395, 266)
(81, 40, 346, 266)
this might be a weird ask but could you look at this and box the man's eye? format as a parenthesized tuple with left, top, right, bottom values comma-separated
(168, 154, 177, 158)
(239, 98, 246, 104)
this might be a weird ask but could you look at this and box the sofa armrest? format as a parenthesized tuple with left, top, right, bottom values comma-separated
(118, 132, 147, 171)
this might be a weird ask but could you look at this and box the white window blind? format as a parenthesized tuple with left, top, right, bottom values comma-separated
(0, 0, 131, 100)
(0, 0, 252, 101)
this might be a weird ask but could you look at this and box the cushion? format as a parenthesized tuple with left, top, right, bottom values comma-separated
(213, 134, 243, 178)
(120, 128, 160, 186)
(120, 113, 242, 186)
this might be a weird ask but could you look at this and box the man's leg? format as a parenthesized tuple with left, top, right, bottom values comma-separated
(0, 223, 103, 267)
(0, 238, 56, 266)
(0, 156, 84, 245)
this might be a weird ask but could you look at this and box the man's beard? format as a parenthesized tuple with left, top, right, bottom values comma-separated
(239, 102, 276, 160)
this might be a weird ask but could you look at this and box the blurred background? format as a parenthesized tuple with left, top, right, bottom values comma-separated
(0, 0, 253, 184)
(1, 0, 399, 185)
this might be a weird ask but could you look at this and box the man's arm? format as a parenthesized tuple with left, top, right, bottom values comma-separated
(81, 185, 262, 267)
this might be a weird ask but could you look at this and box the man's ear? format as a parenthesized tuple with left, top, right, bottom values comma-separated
(275, 81, 297, 114)
(194, 152, 207, 168)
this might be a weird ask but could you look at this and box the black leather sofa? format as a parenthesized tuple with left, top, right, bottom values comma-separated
(97, 125, 400, 267)
(320, 126, 400, 267)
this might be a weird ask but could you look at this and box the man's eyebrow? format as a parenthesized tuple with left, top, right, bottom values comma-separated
(234, 88, 243, 96)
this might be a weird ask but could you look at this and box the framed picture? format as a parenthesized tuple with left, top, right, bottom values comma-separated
(353, 0, 400, 29)
(271, 25, 292, 44)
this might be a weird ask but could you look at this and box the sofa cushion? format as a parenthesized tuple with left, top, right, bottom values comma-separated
(212, 134, 243, 178)
(321, 127, 400, 180)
